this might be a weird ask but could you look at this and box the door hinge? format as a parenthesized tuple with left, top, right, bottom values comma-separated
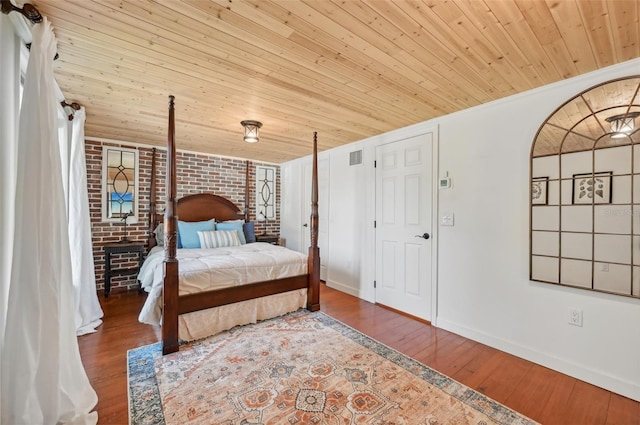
(374, 160, 377, 168)
(374, 280, 377, 288)
(374, 220, 376, 228)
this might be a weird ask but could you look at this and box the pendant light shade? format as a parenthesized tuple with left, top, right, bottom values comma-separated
(605, 112, 640, 138)
(241, 120, 262, 143)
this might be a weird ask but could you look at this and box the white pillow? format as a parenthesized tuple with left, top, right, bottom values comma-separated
(153, 223, 164, 246)
(216, 220, 247, 244)
(197, 230, 241, 248)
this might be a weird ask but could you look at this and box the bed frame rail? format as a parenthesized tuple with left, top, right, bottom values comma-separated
(178, 275, 309, 315)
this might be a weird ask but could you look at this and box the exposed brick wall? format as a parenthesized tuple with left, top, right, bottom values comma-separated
(86, 140, 280, 293)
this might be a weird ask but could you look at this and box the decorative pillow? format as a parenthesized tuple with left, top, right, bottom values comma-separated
(197, 230, 241, 249)
(177, 218, 215, 249)
(155, 222, 183, 248)
(243, 221, 256, 243)
(153, 223, 165, 247)
(216, 220, 246, 244)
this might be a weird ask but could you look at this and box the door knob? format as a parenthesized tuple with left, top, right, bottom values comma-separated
(414, 233, 430, 240)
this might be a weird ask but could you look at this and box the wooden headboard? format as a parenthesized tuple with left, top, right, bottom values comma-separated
(147, 148, 249, 248)
(152, 193, 243, 227)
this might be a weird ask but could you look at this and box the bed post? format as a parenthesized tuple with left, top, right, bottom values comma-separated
(307, 132, 320, 311)
(147, 147, 157, 249)
(163, 95, 179, 354)
(244, 160, 250, 222)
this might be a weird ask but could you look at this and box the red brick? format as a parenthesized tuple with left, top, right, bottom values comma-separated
(86, 140, 280, 291)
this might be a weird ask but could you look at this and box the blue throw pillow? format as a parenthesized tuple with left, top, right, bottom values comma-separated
(243, 221, 256, 243)
(177, 219, 215, 248)
(216, 220, 246, 244)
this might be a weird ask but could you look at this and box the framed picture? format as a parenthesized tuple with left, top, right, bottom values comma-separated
(531, 177, 548, 205)
(572, 171, 612, 204)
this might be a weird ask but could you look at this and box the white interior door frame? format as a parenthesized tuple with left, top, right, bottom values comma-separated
(430, 126, 439, 326)
(372, 125, 439, 325)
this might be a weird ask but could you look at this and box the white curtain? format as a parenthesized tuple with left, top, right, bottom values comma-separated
(0, 17, 98, 424)
(0, 12, 20, 424)
(68, 108, 103, 335)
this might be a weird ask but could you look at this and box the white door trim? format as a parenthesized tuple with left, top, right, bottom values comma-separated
(429, 125, 439, 327)
(372, 125, 439, 324)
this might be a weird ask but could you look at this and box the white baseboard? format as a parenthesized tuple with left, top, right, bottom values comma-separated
(324, 280, 365, 300)
(436, 317, 640, 402)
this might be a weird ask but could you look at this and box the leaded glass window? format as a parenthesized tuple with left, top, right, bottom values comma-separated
(256, 165, 276, 219)
(102, 146, 139, 222)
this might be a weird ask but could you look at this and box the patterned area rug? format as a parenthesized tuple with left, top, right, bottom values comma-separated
(128, 311, 538, 425)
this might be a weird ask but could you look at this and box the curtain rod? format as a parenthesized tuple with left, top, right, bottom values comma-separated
(3, 0, 71, 115)
(1, 0, 42, 24)
(61, 100, 81, 121)
(2, 0, 59, 60)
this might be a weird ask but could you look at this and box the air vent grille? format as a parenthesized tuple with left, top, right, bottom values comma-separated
(349, 149, 363, 166)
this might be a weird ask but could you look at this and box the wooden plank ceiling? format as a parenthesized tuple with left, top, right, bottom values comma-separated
(31, 0, 640, 163)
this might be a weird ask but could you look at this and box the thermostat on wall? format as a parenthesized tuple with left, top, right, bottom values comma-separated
(439, 173, 451, 189)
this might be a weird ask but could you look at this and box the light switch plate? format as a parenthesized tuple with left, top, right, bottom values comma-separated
(440, 212, 454, 226)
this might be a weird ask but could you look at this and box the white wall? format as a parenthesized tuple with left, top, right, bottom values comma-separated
(281, 145, 370, 298)
(324, 144, 366, 296)
(436, 59, 640, 401)
(281, 58, 640, 401)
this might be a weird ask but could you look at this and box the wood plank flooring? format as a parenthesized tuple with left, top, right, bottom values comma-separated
(78, 284, 640, 424)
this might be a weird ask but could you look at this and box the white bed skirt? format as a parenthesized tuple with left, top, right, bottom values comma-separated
(178, 288, 307, 341)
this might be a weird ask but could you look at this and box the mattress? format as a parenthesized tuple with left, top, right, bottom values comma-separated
(138, 242, 308, 327)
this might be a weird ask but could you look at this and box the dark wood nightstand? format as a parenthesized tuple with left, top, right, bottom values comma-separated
(104, 242, 144, 297)
(256, 234, 280, 245)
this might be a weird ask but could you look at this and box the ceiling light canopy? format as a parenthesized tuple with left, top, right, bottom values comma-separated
(241, 120, 262, 143)
(605, 112, 640, 138)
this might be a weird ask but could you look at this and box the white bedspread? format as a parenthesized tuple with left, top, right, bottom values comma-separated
(138, 242, 308, 326)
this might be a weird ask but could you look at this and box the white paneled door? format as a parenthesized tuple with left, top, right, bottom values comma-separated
(375, 134, 433, 320)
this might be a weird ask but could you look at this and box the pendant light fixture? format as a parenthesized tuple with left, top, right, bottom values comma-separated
(241, 120, 262, 143)
(605, 112, 640, 138)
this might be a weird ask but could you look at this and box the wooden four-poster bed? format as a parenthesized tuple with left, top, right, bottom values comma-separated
(141, 96, 320, 355)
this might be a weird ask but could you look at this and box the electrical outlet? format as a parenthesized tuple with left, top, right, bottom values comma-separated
(568, 308, 583, 327)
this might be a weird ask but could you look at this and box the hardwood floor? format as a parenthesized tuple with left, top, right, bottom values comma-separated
(79, 284, 640, 425)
